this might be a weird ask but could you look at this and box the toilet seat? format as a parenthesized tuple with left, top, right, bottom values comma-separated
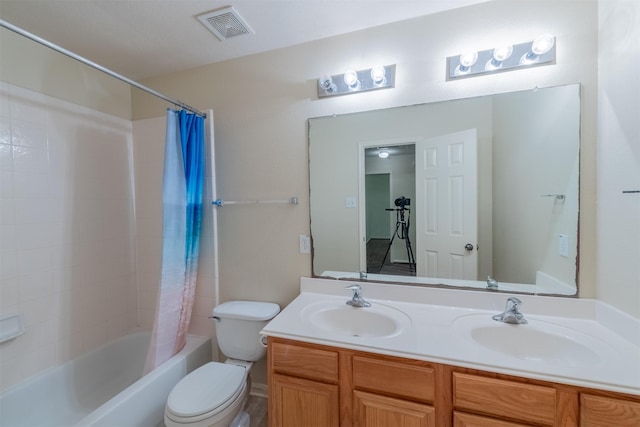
(166, 362, 247, 423)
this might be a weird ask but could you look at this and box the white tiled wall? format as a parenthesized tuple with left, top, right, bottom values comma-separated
(0, 82, 138, 392)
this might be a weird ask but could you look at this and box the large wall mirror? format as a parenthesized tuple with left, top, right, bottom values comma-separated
(309, 84, 580, 295)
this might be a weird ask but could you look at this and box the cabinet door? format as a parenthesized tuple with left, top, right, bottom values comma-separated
(580, 394, 640, 427)
(353, 390, 436, 427)
(271, 374, 339, 427)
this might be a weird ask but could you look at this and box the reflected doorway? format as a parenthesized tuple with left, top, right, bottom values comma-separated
(363, 145, 416, 276)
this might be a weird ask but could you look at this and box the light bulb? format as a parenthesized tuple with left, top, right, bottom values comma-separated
(459, 51, 478, 68)
(343, 69, 360, 89)
(378, 150, 389, 159)
(492, 45, 513, 62)
(370, 66, 386, 86)
(531, 34, 555, 55)
(319, 74, 333, 90)
(485, 45, 514, 71)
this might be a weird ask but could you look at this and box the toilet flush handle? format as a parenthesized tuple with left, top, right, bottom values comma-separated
(208, 315, 221, 322)
(259, 334, 268, 348)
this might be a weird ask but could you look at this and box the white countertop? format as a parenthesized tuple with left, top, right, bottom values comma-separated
(261, 278, 640, 396)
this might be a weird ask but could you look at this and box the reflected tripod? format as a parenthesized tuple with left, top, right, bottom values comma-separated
(379, 207, 416, 273)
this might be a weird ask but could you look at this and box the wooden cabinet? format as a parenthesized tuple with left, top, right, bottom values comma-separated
(453, 372, 557, 425)
(351, 355, 437, 427)
(267, 337, 640, 427)
(271, 374, 339, 427)
(269, 340, 340, 427)
(353, 390, 435, 427)
(580, 393, 640, 426)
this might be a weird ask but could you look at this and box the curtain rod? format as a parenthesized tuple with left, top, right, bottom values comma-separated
(0, 19, 206, 118)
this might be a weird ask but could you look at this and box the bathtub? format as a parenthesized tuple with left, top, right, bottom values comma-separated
(0, 332, 211, 427)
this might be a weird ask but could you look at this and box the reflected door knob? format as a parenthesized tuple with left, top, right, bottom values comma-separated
(465, 243, 474, 251)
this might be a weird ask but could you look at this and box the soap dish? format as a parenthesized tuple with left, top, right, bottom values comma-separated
(0, 313, 25, 343)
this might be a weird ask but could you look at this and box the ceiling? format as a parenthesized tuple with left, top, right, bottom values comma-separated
(0, 0, 488, 81)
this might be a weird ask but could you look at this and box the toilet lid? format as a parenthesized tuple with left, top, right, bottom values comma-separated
(166, 362, 246, 418)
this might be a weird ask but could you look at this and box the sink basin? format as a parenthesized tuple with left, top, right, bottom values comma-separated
(454, 314, 611, 367)
(301, 300, 411, 338)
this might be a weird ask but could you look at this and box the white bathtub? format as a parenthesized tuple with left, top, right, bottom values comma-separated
(0, 332, 211, 427)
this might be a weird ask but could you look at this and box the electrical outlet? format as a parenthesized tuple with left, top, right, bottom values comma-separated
(299, 235, 311, 254)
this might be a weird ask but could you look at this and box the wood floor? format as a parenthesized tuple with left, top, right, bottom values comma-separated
(366, 238, 415, 276)
(247, 395, 268, 427)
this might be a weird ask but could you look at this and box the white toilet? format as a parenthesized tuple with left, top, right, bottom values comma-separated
(164, 301, 280, 427)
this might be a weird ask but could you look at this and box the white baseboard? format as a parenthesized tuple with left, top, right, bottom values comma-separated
(250, 382, 268, 398)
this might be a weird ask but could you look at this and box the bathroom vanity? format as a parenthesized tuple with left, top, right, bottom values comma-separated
(262, 278, 640, 427)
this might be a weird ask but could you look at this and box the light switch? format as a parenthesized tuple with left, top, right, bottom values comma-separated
(345, 196, 357, 208)
(558, 234, 569, 257)
(299, 235, 311, 254)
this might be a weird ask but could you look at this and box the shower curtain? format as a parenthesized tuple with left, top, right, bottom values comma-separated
(144, 109, 205, 373)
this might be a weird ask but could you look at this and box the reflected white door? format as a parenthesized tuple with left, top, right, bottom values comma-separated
(415, 129, 478, 279)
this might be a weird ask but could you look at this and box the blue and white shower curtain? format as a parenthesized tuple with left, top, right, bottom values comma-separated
(145, 109, 205, 373)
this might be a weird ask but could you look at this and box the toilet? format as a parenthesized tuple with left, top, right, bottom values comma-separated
(164, 301, 280, 427)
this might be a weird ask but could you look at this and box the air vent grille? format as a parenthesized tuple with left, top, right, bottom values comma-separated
(197, 7, 253, 41)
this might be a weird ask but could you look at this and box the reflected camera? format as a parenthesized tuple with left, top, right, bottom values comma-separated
(394, 196, 411, 208)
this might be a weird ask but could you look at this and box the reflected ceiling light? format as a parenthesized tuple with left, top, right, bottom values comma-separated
(317, 64, 396, 98)
(447, 35, 556, 80)
(378, 150, 390, 159)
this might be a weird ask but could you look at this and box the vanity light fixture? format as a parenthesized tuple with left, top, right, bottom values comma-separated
(317, 64, 396, 98)
(447, 34, 556, 80)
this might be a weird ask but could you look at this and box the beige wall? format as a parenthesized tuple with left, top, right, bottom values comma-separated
(0, 28, 132, 119)
(597, 0, 640, 316)
(492, 85, 580, 287)
(134, 0, 598, 308)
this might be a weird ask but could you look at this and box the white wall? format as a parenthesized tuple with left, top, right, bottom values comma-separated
(134, 0, 598, 309)
(0, 82, 138, 392)
(597, 0, 640, 315)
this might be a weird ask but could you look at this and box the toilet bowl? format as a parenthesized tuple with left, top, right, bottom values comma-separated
(164, 301, 280, 427)
(165, 361, 250, 427)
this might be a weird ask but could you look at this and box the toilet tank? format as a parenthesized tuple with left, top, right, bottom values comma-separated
(213, 301, 280, 361)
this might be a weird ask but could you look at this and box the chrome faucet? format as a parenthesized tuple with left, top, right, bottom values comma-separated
(486, 276, 499, 291)
(492, 297, 528, 324)
(345, 284, 371, 308)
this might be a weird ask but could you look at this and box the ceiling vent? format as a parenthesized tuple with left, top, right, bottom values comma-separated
(196, 6, 254, 41)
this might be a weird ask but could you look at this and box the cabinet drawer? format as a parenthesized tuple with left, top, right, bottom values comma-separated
(454, 411, 533, 427)
(352, 355, 435, 403)
(453, 372, 556, 425)
(580, 393, 640, 426)
(271, 341, 339, 383)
